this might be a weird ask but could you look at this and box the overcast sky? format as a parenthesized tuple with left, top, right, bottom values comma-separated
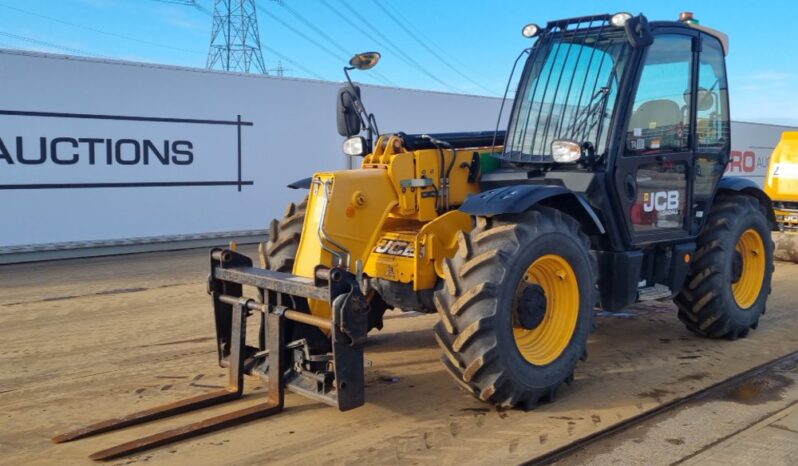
(0, 0, 796, 125)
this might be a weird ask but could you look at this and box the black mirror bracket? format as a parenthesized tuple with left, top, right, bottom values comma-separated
(336, 61, 379, 154)
(624, 14, 654, 48)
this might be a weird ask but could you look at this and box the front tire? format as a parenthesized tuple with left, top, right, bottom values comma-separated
(433, 207, 596, 409)
(675, 195, 774, 339)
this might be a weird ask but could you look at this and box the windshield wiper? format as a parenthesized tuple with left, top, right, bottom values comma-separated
(567, 86, 610, 143)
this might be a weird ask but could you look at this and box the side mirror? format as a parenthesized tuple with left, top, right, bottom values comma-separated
(696, 88, 716, 111)
(348, 51, 381, 70)
(336, 85, 362, 137)
(624, 14, 653, 48)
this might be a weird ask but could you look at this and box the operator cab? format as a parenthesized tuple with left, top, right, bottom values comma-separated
(487, 12, 731, 251)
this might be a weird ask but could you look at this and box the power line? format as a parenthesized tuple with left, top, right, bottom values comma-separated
(163, 0, 327, 80)
(371, 0, 496, 95)
(260, 45, 323, 79)
(0, 2, 206, 56)
(150, 0, 324, 80)
(378, 0, 497, 94)
(266, 59, 290, 76)
(333, 0, 463, 93)
(278, 1, 350, 57)
(280, 0, 402, 86)
(147, 0, 212, 14)
(0, 0, 356, 84)
(254, 3, 387, 85)
(0, 30, 104, 57)
(257, 5, 343, 67)
(206, 0, 267, 73)
(272, 1, 396, 86)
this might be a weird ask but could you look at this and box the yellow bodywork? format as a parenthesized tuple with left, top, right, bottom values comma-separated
(292, 135, 496, 318)
(765, 132, 798, 231)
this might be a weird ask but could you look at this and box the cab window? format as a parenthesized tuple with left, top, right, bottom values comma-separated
(692, 35, 731, 218)
(696, 38, 729, 152)
(625, 34, 693, 155)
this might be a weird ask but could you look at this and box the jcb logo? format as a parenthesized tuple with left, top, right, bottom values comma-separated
(643, 190, 679, 213)
(374, 239, 415, 258)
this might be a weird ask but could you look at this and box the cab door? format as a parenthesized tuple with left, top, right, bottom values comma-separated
(613, 32, 697, 244)
(690, 33, 731, 234)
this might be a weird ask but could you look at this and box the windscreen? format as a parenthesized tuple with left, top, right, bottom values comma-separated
(503, 23, 631, 163)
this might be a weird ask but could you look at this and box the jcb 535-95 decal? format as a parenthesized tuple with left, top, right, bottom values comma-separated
(374, 239, 415, 257)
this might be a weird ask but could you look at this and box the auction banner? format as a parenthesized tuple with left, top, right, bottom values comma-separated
(0, 49, 503, 248)
(0, 110, 250, 190)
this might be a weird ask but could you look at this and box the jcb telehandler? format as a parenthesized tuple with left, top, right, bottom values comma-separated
(56, 11, 776, 460)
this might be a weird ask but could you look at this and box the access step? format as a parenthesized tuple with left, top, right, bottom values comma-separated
(637, 284, 672, 301)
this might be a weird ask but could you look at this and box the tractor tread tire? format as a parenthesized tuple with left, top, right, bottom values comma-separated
(675, 195, 773, 339)
(261, 197, 387, 332)
(434, 207, 596, 409)
(260, 198, 308, 272)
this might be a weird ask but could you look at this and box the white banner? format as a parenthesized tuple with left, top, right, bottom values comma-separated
(0, 111, 246, 187)
(0, 49, 504, 248)
(0, 49, 793, 250)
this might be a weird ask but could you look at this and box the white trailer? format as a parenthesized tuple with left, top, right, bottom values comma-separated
(727, 121, 797, 187)
(0, 49, 503, 262)
(0, 49, 793, 263)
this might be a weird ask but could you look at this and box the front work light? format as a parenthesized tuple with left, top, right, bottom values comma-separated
(521, 23, 540, 38)
(343, 136, 366, 156)
(551, 140, 582, 163)
(610, 12, 632, 27)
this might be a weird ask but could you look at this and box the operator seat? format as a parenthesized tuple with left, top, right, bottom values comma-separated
(629, 99, 681, 132)
(628, 99, 682, 151)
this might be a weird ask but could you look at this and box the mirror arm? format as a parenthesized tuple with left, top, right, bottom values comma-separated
(367, 113, 379, 139)
(343, 65, 379, 153)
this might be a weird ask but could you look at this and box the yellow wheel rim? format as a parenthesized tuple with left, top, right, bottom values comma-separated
(513, 254, 580, 365)
(732, 228, 766, 309)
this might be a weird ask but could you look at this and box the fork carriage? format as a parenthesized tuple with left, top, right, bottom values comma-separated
(53, 248, 370, 460)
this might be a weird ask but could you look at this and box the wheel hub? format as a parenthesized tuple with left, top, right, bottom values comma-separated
(517, 284, 547, 330)
(731, 250, 743, 284)
(513, 254, 580, 365)
(731, 228, 766, 309)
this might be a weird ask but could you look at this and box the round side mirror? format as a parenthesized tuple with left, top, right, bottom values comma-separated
(685, 88, 716, 111)
(348, 52, 381, 70)
(696, 88, 715, 111)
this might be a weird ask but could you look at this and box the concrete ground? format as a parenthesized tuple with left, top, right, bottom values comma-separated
(555, 354, 798, 466)
(1, 246, 797, 465)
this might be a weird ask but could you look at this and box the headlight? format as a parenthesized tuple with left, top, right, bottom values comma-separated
(610, 12, 632, 27)
(343, 136, 366, 156)
(551, 140, 582, 163)
(521, 23, 540, 38)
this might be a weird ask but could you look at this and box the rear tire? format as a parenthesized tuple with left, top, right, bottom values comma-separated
(260, 198, 307, 273)
(260, 197, 387, 332)
(434, 207, 596, 409)
(675, 195, 774, 339)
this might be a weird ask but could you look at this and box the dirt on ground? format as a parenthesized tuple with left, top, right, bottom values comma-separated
(774, 232, 798, 262)
(1, 246, 797, 465)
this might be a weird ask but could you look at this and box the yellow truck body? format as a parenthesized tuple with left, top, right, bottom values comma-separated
(766, 132, 798, 231)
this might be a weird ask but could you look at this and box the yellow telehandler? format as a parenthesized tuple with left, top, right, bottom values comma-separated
(56, 11, 776, 460)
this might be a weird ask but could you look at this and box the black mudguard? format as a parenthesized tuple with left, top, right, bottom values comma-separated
(460, 184, 605, 235)
(287, 177, 312, 190)
(717, 177, 777, 229)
